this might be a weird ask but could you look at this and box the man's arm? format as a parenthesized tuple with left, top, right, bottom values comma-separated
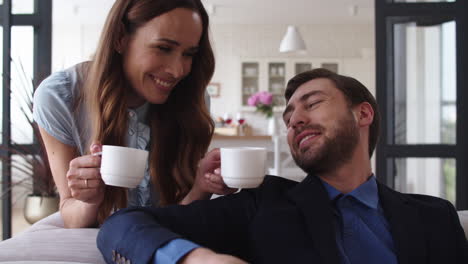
(97, 189, 257, 264)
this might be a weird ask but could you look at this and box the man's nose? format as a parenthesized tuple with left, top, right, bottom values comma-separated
(289, 111, 307, 130)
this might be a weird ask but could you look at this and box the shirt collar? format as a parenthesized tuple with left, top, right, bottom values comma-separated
(131, 102, 150, 124)
(320, 175, 379, 209)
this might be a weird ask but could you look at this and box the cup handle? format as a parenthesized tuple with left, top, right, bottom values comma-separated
(92, 151, 103, 156)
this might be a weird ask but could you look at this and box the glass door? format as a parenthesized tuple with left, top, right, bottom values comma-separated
(268, 62, 286, 106)
(241, 62, 259, 105)
(375, 0, 468, 209)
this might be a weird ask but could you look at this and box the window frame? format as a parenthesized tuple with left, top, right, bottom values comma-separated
(375, 0, 468, 209)
(1, 0, 51, 240)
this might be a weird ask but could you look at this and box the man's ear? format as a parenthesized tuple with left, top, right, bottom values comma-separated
(356, 102, 374, 128)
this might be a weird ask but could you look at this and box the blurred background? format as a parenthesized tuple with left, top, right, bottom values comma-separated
(1, 0, 467, 240)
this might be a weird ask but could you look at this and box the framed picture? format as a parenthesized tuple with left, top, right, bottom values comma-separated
(207, 82, 220, 97)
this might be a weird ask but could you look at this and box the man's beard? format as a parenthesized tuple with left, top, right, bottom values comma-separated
(292, 110, 359, 175)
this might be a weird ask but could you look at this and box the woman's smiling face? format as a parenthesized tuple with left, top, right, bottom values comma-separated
(120, 8, 203, 107)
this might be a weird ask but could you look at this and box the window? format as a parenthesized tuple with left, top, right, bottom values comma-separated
(375, 0, 468, 209)
(1, 0, 51, 240)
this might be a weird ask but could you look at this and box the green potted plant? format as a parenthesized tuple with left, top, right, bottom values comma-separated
(0, 60, 58, 224)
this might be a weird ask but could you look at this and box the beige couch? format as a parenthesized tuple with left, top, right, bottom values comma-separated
(1, 211, 468, 263)
(0, 213, 104, 263)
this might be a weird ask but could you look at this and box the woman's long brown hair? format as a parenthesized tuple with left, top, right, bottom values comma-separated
(82, 0, 214, 224)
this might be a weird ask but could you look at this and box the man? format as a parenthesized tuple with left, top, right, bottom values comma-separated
(97, 69, 468, 264)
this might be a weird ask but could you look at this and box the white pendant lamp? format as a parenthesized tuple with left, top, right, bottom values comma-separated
(279, 26, 306, 53)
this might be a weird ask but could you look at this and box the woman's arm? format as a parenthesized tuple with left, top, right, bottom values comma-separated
(39, 127, 104, 228)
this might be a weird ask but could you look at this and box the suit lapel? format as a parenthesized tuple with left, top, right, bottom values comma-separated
(378, 183, 427, 264)
(286, 175, 341, 264)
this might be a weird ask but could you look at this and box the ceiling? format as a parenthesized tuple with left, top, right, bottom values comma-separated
(53, 0, 374, 25)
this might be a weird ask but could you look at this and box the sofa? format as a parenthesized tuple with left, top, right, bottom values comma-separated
(1, 211, 468, 263)
(0, 213, 104, 263)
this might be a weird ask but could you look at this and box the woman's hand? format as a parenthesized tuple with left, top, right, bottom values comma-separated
(182, 148, 237, 203)
(66, 143, 105, 205)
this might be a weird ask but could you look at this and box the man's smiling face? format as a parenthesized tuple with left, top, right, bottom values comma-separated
(283, 78, 360, 174)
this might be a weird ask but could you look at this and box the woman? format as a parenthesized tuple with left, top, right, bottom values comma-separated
(33, 0, 234, 228)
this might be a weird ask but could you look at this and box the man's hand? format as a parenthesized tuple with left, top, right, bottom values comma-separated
(181, 149, 237, 204)
(180, 248, 248, 264)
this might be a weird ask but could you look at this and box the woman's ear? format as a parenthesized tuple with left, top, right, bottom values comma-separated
(356, 102, 374, 128)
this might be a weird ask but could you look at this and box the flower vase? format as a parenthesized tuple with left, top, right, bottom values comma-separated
(267, 117, 277, 136)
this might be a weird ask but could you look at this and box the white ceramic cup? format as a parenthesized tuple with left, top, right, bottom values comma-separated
(220, 147, 267, 188)
(100, 145, 149, 188)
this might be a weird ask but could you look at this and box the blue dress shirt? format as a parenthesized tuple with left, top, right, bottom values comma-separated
(321, 176, 398, 264)
(154, 239, 199, 264)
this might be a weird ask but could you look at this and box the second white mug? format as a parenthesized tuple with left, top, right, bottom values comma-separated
(220, 147, 267, 188)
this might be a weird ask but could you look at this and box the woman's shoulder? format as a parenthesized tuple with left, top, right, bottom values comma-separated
(33, 62, 90, 147)
(34, 62, 88, 105)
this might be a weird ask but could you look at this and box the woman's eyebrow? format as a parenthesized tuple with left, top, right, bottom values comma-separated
(155, 38, 180, 46)
(153, 38, 199, 51)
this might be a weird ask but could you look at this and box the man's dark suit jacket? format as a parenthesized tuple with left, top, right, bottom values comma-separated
(97, 175, 468, 264)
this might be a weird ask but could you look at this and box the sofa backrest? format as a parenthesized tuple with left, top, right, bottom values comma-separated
(458, 210, 468, 239)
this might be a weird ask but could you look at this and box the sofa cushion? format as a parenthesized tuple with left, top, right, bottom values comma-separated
(458, 210, 468, 239)
(0, 212, 104, 264)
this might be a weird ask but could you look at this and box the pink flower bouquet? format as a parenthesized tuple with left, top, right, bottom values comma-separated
(248, 91, 274, 118)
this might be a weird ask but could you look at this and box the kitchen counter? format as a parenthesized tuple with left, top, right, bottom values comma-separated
(212, 134, 271, 140)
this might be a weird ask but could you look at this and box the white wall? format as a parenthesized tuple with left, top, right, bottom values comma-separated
(51, 21, 375, 134)
(52, 24, 102, 71)
(209, 24, 375, 134)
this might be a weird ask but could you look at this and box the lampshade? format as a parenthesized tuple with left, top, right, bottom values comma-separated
(279, 26, 306, 53)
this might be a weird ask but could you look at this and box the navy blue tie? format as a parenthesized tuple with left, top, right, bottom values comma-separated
(335, 196, 397, 264)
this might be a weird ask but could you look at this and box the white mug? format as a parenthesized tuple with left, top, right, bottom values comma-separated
(99, 145, 149, 188)
(221, 147, 267, 188)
